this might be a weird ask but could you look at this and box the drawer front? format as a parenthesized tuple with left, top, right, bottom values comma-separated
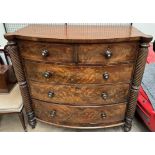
(18, 40, 74, 63)
(78, 42, 138, 64)
(32, 99, 126, 128)
(25, 61, 134, 84)
(29, 81, 129, 105)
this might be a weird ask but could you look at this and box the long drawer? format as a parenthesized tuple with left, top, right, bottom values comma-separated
(29, 81, 129, 105)
(19, 40, 138, 65)
(24, 61, 134, 84)
(32, 99, 126, 128)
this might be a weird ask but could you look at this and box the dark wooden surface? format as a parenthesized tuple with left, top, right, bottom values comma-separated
(0, 65, 16, 93)
(4, 24, 152, 43)
(0, 65, 9, 92)
(32, 99, 126, 128)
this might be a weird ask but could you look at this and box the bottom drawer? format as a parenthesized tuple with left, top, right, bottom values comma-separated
(32, 99, 126, 128)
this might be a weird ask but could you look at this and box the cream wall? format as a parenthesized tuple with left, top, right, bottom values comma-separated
(0, 23, 7, 47)
(0, 24, 7, 64)
(133, 23, 155, 41)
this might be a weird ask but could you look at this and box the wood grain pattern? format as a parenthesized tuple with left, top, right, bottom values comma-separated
(4, 24, 152, 131)
(78, 42, 138, 65)
(29, 81, 129, 105)
(32, 99, 126, 128)
(24, 61, 134, 84)
(4, 25, 152, 43)
(19, 40, 138, 65)
(18, 40, 74, 63)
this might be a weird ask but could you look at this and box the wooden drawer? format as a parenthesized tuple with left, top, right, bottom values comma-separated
(29, 81, 129, 105)
(32, 99, 126, 128)
(78, 42, 138, 65)
(24, 61, 134, 84)
(18, 40, 74, 63)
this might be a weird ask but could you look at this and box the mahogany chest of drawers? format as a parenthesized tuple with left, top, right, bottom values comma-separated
(4, 24, 152, 131)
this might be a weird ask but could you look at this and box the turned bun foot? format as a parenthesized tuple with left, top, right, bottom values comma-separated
(27, 111, 37, 129)
(29, 120, 36, 129)
(123, 125, 132, 132)
(123, 121, 132, 132)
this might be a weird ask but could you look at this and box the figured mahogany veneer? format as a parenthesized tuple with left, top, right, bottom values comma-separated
(78, 43, 138, 65)
(24, 61, 134, 84)
(18, 40, 74, 63)
(4, 24, 152, 131)
(32, 99, 126, 128)
(29, 81, 129, 105)
(18, 40, 138, 65)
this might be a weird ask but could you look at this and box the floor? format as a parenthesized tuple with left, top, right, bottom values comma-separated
(0, 113, 149, 132)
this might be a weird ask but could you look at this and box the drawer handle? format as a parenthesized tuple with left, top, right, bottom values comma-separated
(43, 71, 53, 78)
(104, 50, 112, 59)
(50, 110, 56, 118)
(103, 72, 109, 80)
(41, 49, 49, 57)
(101, 92, 108, 100)
(48, 91, 55, 98)
(101, 112, 107, 119)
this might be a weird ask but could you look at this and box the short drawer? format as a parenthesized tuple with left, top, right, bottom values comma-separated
(78, 42, 138, 65)
(32, 99, 126, 128)
(24, 61, 134, 84)
(18, 40, 74, 63)
(29, 81, 129, 105)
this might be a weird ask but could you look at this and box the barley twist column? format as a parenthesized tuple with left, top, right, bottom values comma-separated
(5, 41, 36, 128)
(124, 42, 149, 132)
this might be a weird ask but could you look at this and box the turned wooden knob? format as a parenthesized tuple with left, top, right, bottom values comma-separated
(41, 49, 49, 57)
(50, 110, 56, 118)
(103, 72, 109, 80)
(104, 50, 112, 59)
(101, 112, 107, 119)
(43, 71, 53, 78)
(48, 91, 55, 98)
(101, 92, 108, 100)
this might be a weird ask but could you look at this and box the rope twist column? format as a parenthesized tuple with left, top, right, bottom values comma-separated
(124, 43, 149, 132)
(5, 41, 36, 128)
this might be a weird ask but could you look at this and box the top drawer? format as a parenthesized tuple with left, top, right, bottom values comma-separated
(18, 40, 74, 63)
(78, 42, 138, 65)
(18, 40, 138, 65)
